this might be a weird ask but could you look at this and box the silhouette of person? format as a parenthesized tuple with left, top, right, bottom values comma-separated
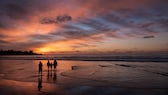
(39, 61, 43, 74)
(53, 70, 57, 82)
(47, 60, 50, 70)
(38, 76, 42, 91)
(53, 60, 58, 70)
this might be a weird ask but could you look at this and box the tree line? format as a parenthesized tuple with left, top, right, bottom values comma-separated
(0, 50, 42, 55)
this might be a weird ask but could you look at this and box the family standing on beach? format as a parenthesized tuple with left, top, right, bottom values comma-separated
(38, 60, 58, 74)
(38, 60, 57, 91)
(47, 60, 57, 70)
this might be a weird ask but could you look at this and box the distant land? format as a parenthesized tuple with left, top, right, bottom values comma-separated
(0, 50, 42, 55)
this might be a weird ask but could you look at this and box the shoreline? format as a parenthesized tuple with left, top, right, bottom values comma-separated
(0, 57, 168, 62)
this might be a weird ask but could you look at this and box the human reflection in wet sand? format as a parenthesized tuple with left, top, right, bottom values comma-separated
(47, 68, 53, 82)
(53, 60, 57, 82)
(46, 61, 57, 83)
(47, 67, 57, 82)
(47, 69, 50, 81)
(38, 75, 42, 91)
(53, 70, 57, 82)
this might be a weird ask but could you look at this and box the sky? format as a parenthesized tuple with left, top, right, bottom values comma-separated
(0, 0, 168, 55)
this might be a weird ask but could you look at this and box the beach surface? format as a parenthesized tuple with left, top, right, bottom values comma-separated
(0, 59, 168, 95)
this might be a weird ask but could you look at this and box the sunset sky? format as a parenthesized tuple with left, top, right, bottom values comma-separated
(0, 0, 168, 55)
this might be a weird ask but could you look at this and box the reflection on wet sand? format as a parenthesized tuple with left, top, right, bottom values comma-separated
(38, 75, 42, 91)
(53, 70, 57, 82)
(0, 60, 168, 95)
(39, 65, 57, 91)
(46, 69, 57, 82)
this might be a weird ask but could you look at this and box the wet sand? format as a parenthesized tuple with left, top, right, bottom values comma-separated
(0, 60, 168, 95)
(0, 78, 167, 95)
(0, 79, 64, 95)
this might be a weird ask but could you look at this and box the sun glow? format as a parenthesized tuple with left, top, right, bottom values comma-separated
(34, 41, 75, 54)
(35, 47, 54, 54)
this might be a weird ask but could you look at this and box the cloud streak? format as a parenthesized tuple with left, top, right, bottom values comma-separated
(143, 35, 155, 39)
(40, 15, 72, 24)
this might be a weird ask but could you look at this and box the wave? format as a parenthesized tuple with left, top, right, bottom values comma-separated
(0, 55, 168, 62)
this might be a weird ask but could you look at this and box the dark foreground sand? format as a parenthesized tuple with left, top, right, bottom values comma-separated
(1, 78, 168, 95)
(0, 79, 64, 95)
(0, 79, 168, 95)
(0, 60, 168, 95)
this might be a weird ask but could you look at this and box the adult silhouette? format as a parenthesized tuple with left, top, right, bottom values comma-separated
(38, 61, 43, 75)
(53, 60, 58, 70)
(47, 60, 50, 70)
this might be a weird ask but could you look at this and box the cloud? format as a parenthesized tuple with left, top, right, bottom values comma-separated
(49, 9, 166, 40)
(29, 6, 167, 47)
(0, 40, 10, 44)
(70, 43, 97, 50)
(143, 35, 155, 38)
(0, 0, 62, 29)
(40, 15, 72, 24)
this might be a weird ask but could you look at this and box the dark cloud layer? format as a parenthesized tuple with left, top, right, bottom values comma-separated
(49, 8, 168, 40)
(0, 0, 59, 29)
(143, 35, 155, 39)
(0, 40, 10, 44)
(40, 15, 72, 24)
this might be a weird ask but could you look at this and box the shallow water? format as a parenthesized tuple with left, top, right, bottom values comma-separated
(0, 60, 168, 95)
